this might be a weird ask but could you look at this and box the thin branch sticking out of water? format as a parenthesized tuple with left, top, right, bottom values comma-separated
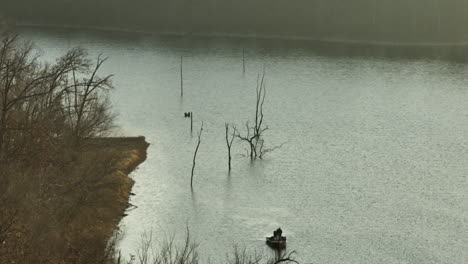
(191, 122, 203, 189)
(180, 56, 184, 97)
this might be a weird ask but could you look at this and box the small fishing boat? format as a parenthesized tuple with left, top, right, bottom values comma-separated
(266, 235, 287, 249)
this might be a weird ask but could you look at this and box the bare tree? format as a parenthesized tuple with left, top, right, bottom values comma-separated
(226, 245, 263, 264)
(0, 36, 86, 159)
(226, 246, 300, 264)
(127, 232, 302, 264)
(235, 70, 272, 159)
(235, 70, 284, 159)
(190, 122, 203, 189)
(225, 123, 235, 171)
(63, 51, 115, 146)
(0, 35, 121, 263)
(268, 251, 300, 264)
(129, 228, 199, 264)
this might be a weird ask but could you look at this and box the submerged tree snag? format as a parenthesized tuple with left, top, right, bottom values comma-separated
(242, 48, 246, 75)
(191, 122, 203, 189)
(236, 70, 276, 159)
(180, 56, 183, 97)
(273, 250, 300, 264)
(225, 123, 235, 171)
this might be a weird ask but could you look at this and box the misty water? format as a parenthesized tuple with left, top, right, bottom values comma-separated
(19, 27, 467, 263)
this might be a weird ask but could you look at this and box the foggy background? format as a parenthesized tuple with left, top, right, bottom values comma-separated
(2, 0, 468, 43)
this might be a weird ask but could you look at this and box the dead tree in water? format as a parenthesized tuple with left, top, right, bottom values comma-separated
(271, 250, 300, 264)
(242, 48, 246, 75)
(190, 112, 193, 132)
(190, 122, 203, 189)
(225, 123, 235, 171)
(235, 69, 284, 159)
(236, 70, 269, 159)
(180, 56, 183, 97)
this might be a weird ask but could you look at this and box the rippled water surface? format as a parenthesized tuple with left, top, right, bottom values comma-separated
(19, 27, 468, 263)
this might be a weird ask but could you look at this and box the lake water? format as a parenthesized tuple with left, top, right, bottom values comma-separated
(18, 26, 467, 264)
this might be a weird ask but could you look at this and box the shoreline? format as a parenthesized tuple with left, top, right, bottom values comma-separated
(80, 136, 150, 251)
(0, 136, 150, 263)
(16, 22, 468, 62)
(17, 21, 468, 47)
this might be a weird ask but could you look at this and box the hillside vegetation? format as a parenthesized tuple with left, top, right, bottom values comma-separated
(0, 34, 148, 263)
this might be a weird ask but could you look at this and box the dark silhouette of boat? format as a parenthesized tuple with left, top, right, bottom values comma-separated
(266, 235, 287, 249)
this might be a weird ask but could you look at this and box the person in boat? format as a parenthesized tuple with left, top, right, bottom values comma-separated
(273, 228, 283, 239)
(277, 228, 282, 238)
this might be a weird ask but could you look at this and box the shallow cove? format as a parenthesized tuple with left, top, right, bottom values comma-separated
(18, 26, 468, 263)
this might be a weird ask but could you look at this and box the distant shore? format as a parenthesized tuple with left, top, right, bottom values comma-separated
(16, 22, 468, 62)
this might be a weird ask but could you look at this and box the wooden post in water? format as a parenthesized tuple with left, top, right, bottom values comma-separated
(180, 56, 183, 97)
(190, 112, 193, 132)
(242, 48, 246, 75)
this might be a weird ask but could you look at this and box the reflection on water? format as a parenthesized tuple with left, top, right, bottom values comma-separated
(19, 26, 468, 264)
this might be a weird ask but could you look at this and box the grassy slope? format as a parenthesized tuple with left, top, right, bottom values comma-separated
(0, 137, 149, 264)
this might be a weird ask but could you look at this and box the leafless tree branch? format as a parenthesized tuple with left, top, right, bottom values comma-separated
(191, 122, 203, 189)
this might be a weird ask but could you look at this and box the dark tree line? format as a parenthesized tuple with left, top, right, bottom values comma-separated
(2, 0, 468, 43)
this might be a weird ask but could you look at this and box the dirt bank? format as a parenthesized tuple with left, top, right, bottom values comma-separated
(76, 137, 150, 260)
(0, 136, 149, 264)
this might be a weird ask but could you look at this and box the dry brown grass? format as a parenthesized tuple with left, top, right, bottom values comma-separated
(0, 137, 149, 264)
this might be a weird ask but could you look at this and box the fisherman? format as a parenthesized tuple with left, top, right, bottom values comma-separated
(276, 228, 282, 238)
